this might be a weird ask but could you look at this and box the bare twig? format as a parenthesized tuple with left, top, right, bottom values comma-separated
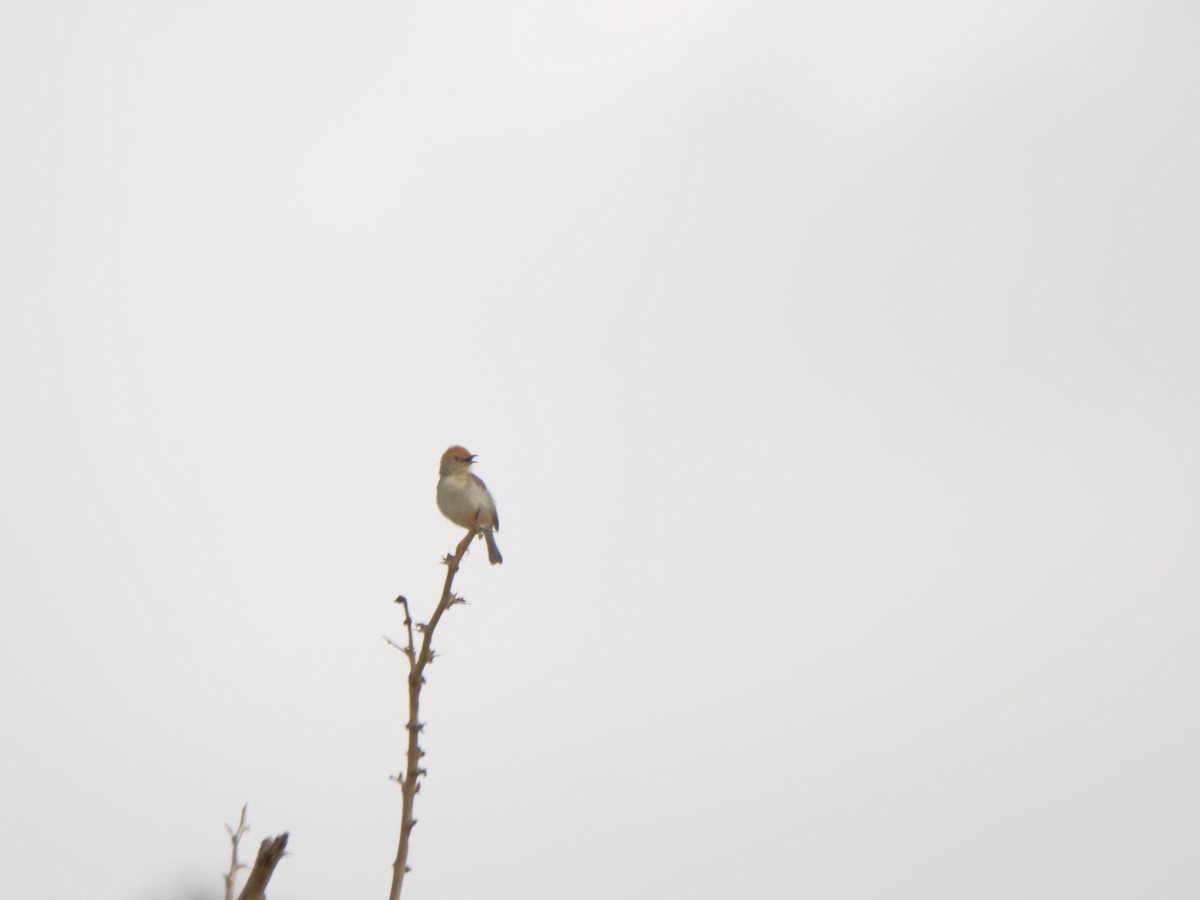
(388, 528, 478, 900)
(236, 833, 289, 900)
(224, 804, 250, 900)
(392, 595, 418, 671)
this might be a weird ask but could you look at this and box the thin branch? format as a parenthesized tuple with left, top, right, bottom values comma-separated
(236, 833, 289, 900)
(224, 804, 250, 900)
(393, 595, 418, 671)
(388, 528, 478, 900)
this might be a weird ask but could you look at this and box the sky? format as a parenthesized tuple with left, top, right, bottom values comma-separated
(1, 1, 1198, 898)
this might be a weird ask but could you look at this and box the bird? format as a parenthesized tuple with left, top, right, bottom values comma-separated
(436, 445, 503, 565)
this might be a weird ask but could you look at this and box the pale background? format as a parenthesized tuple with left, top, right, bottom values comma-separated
(2, 2, 1198, 898)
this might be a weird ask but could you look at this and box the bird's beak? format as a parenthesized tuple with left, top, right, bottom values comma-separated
(466, 454, 478, 463)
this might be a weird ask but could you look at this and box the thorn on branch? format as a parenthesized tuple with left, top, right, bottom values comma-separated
(383, 635, 412, 654)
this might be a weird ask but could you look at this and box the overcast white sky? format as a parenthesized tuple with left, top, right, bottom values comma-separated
(2, 1, 1199, 898)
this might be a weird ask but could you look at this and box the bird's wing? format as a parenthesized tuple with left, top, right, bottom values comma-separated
(470, 473, 499, 530)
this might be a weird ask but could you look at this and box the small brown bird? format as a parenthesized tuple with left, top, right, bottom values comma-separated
(436, 445, 503, 565)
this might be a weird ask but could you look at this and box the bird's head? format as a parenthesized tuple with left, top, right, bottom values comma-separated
(440, 445, 477, 476)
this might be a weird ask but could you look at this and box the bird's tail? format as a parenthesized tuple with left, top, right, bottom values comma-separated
(484, 530, 503, 565)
